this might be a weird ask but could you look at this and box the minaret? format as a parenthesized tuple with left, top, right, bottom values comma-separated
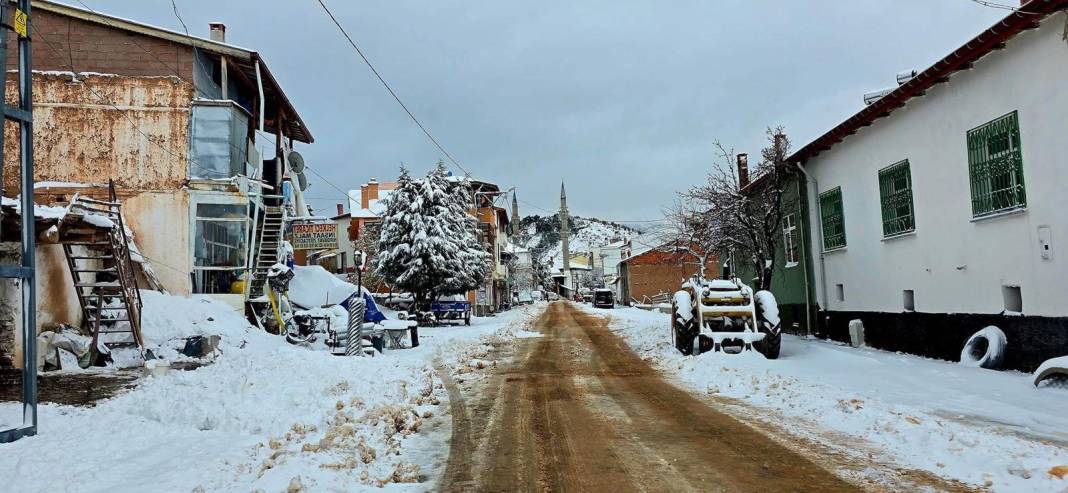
(560, 182, 570, 282)
(511, 192, 520, 236)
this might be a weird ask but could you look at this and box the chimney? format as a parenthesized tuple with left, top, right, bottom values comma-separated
(736, 153, 750, 189)
(209, 22, 226, 43)
(336, 203, 345, 216)
(362, 178, 380, 209)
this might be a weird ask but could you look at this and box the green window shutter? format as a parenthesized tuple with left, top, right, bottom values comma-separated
(967, 111, 1025, 217)
(819, 187, 846, 250)
(878, 160, 915, 237)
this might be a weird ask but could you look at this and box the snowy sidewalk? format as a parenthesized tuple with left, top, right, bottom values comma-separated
(0, 293, 542, 493)
(583, 304, 1068, 492)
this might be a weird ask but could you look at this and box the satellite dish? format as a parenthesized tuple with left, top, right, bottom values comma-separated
(297, 171, 309, 191)
(287, 150, 305, 173)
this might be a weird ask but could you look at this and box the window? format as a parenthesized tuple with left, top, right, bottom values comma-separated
(879, 160, 915, 237)
(192, 203, 248, 294)
(782, 213, 799, 267)
(967, 111, 1025, 217)
(1002, 285, 1022, 313)
(189, 101, 251, 179)
(903, 289, 915, 311)
(819, 187, 846, 250)
(836, 283, 845, 302)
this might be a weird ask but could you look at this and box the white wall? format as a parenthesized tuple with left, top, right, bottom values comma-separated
(805, 16, 1068, 317)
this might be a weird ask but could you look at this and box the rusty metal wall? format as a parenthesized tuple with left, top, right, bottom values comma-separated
(3, 73, 194, 193)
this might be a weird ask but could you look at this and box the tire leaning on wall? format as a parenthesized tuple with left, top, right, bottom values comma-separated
(959, 326, 1007, 370)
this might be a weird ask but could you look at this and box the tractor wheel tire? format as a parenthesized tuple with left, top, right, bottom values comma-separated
(672, 308, 698, 355)
(757, 324, 781, 360)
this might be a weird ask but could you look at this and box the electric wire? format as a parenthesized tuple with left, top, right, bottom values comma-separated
(965, 0, 1043, 15)
(314, 0, 472, 177)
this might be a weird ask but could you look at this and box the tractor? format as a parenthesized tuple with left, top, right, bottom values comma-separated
(671, 276, 781, 359)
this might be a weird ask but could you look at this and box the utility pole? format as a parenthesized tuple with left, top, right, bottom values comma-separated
(0, 0, 37, 443)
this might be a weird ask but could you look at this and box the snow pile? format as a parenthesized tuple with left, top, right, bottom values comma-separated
(139, 290, 253, 347)
(591, 305, 1068, 492)
(0, 291, 541, 492)
(288, 265, 358, 308)
(753, 290, 779, 326)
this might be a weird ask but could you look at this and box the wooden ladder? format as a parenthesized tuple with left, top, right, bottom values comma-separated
(248, 205, 285, 298)
(62, 182, 144, 358)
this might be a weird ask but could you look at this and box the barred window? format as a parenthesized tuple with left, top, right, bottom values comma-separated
(967, 111, 1025, 217)
(819, 187, 846, 250)
(878, 160, 915, 237)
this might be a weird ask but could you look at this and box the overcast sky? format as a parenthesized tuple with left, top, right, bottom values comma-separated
(92, 0, 1003, 222)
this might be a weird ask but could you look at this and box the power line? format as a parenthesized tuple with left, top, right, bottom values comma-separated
(964, 0, 1042, 14)
(314, 0, 472, 177)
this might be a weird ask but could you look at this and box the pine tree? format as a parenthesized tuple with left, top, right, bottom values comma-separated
(373, 163, 486, 307)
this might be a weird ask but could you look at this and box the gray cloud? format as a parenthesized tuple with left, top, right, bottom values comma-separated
(91, 0, 1001, 221)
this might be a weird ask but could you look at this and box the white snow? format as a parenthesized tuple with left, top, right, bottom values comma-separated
(753, 290, 779, 326)
(0, 292, 542, 492)
(590, 304, 1068, 492)
(288, 265, 358, 308)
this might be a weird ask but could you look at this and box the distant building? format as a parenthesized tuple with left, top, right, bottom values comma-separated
(347, 178, 400, 242)
(618, 244, 717, 305)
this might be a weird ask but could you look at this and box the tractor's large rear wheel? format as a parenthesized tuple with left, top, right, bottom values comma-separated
(672, 291, 699, 355)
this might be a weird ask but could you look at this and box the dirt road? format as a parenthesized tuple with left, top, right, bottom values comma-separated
(439, 302, 861, 492)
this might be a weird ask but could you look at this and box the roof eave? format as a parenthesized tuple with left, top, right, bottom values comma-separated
(788, 1, 1066, 165)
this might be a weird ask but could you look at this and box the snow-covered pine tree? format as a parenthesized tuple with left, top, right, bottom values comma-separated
(373, 163, 486, 307)
(437, 167, 486, 295)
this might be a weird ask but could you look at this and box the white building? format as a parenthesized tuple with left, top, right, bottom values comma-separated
(794, 2, 1068, 371)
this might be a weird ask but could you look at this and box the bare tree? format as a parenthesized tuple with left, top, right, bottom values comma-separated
(668, 127, 793, 290)
(656, 200, 718, 280)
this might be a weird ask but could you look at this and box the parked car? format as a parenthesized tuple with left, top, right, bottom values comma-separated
(547, 292, 560, 301)
(531, 290, 545, 302)
(580, 289, 594, 303)
(430, 294, 471, 326)
(593, 288, 614, 308)
(517, 291, 534, 305)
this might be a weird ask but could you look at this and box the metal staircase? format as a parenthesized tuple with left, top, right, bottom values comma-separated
(248, 203, 285, 298)
(61, 183, 143, 359)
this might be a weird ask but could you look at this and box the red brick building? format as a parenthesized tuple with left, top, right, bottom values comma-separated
(619, 246, 718, 305)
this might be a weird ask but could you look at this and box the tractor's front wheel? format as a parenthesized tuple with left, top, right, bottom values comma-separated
(756, 322, 781, 359)
(672, 291, 699, 355)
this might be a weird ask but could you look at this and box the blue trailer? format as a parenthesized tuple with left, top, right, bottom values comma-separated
(431, 295, 472, 326)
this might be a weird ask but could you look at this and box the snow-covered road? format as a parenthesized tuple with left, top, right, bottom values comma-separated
(0, 293, 541, 492)
(585, 304, 1068, 492)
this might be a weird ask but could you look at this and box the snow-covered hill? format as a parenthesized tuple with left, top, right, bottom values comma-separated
(514, 214, 638, 270)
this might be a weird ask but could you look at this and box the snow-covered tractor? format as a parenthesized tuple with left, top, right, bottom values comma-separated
(671, 277, 781, 359)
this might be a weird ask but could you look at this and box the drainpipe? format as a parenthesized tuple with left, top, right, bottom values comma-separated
(254, 60, 266, 132)
(795, 175, 812, 337)
(795, 162, 828, 324)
